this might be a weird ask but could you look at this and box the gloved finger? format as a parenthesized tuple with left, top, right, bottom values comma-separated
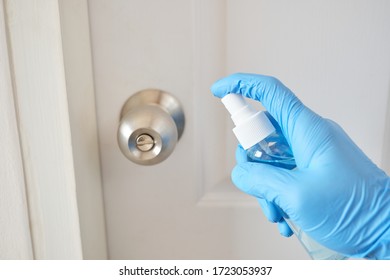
(210, 73, 302, 121)
(235, 144, 248, 164)
(237, 144, 284, 222)
(211, 73, 324, 163)
(277, 219, 294, 237)
(237, 145, 284, 222)
(231, 161, 300, 208)
(257, 198, 283, 223)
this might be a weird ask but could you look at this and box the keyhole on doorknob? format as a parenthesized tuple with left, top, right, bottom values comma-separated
(135, 134, 155, 152)
(117, 89, 185, 165)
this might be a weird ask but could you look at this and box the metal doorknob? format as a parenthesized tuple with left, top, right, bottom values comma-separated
(117, 89, 185, 165)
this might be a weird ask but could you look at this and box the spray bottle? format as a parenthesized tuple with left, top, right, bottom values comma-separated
(221, 93, 346, 260)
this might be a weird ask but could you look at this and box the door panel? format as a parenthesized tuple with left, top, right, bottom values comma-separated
(89, 0, 390, 259)
(225, 0, 390, 165)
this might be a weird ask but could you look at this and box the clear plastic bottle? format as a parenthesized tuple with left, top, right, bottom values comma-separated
(221, 93, 346, 260)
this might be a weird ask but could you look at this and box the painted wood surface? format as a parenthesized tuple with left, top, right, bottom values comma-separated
(0, 0, 33, 259)
(90, 0, 390, 259)
(58, 0, 107, 260)
(4, 0, 82, 259)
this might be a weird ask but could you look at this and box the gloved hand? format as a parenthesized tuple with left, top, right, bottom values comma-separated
(211, 73, 390, 259)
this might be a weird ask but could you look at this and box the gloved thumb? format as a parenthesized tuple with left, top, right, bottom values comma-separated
(232, 162, 300, 213)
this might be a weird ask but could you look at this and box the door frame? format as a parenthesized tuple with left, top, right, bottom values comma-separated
(1, 0, 107, 259)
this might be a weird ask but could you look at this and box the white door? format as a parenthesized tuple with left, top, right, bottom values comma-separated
(88, 0, 390, 259)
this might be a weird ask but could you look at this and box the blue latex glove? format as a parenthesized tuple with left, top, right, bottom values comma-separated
(211, 73, 390, 259)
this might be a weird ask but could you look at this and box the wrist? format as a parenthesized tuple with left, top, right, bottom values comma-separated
(364, 176, 390, 260)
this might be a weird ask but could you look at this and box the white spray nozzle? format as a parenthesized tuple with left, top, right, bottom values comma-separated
(221, 93, 248, 115)
(221, 94, 275, 149)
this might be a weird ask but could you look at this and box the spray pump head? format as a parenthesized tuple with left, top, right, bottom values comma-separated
(221, 94, 275, 149)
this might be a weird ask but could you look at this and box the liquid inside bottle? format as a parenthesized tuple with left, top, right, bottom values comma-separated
(245, 125, 346, 260)
(247, 130, 296, 170)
